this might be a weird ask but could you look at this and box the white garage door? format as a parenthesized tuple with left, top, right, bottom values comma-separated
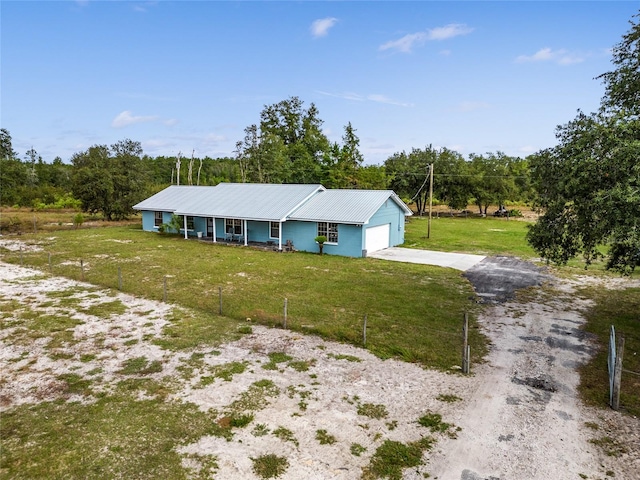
(365, 223, 390, 254)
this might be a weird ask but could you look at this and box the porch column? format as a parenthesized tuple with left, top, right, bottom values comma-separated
(278, 221, 283, 251)
(212, 217, 216, 243)
(183, 216, 188, 239)
(243, 219, 248, 246)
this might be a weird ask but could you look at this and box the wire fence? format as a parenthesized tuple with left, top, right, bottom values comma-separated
(5, 247, 476, 371)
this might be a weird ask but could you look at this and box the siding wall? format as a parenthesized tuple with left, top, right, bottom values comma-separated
(140, 200, 407, 257)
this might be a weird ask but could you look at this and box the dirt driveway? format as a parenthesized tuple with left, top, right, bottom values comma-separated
(1, 249, 638, 479)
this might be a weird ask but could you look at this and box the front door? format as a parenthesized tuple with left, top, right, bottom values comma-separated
(207, 218, 213, 237)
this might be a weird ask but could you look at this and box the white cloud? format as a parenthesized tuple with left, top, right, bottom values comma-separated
(380, 23, 473, 53)
(367, 94, 414, 107)
(515, 47, 585, 65)
(311, 17, 338, 38)
(427, 24, 474, 41)
(111, 110, 158, 128)
(379, 32, 427, 53)
(164, 118, 179, 127)
(317, 90, 413, 107)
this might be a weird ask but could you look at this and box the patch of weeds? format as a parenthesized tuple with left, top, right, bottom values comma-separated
(357, 402, 388, 420)
(350, 443, 367, 456)
(262, 352, 293, 370)
(362, 438, 435, 480)
(211, 361, 248, 382)
(57, 373, 93, 396)
(80, 300, 127, 318)
(328, 352, 362, 362)
(183, 452, 219, 480)
(237, 325, 253, 334)
(226, 379, 280, 414)
(252, 424, 270, 437)
(287, 359, 315, 372)
(386, 420, 398, 431)
(229, 413, 254, 428)
(79, 353, 96, 363)
(86, 367, 103, 376)
(315, 429, 336, 445)
(436, 394, 462, 403)
(123, 338, 139, 346)
(251, 454, 289, 479)
(584, 421, 599, 431)
(418, 412, 453, 434)
(309, 373, 318, 379)
(606, 470, 615, 477)
(116, 378, 174, 400)
(118, 356, 163, 375)
(273, 426, 299, 447)
(588, 436, 628, 457)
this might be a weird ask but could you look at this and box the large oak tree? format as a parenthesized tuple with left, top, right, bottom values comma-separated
(527, 13, 640, 274)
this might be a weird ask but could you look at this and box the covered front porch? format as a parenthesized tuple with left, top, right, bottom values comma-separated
(178, 215, 293, 252)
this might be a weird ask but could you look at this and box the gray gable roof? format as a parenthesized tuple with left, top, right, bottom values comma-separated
(288, 189, 412, 225)
(133, 183, 324, 221)
(134, 183, 412, 224)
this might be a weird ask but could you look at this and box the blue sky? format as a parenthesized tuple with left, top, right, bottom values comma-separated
(2, 1, 638, 165)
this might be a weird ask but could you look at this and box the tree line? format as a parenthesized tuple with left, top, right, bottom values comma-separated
(0, 96, 533, 220)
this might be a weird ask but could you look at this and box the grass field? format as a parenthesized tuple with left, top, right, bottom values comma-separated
(1, 226, 485, 371)
(404, 215, 537, 258)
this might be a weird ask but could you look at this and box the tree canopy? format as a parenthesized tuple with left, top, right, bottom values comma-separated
(527, 13, 640, 274)
(71, 139, 148, 220)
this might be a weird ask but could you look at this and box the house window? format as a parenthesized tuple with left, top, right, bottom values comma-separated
(270, 222, 280, 239)
(225, 218, 243, 235)
(179, 215, 195, 230)
(318, 222, 338, 243)
(154, 211, 163, 227)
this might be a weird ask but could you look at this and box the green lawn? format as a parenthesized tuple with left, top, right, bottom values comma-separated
(2, 226, 485, 371)
(404, 215, 537, 258)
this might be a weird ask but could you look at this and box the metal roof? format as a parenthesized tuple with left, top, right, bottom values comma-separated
(134, 183, 325, 221)
(132, 185, 212, 212)
(287, 189, 412, 225)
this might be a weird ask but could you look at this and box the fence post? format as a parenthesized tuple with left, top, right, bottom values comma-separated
(612, 335, 625, 411)
(118, 266, 122, 290)
(462, 313, 469, 374)
(80, 259, 84, 281)
(163, 276, 167, 302)
(609, 325, 616, 406)
(283, 298, 288, 329)
(363, 314, 368, 347)
(218, 286, 223, 315)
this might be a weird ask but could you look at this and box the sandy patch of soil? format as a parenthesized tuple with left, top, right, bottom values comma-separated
(1, 252, 638, 479)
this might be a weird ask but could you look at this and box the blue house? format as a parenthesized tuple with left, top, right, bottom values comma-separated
(132, 183, 412, 257)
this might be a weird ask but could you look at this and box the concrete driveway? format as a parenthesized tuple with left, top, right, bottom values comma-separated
(368, 247, 485, 271)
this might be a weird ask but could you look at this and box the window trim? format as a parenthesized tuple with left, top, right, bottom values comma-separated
(154, 211, 163, 227)
(225, 218, 243, 235)
(178, 215, 195, 231)
(269, 221, 280, 239)
(317, 222, 338, 244)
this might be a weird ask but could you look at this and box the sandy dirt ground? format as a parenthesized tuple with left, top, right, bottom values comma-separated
(1, 244, 639, 479)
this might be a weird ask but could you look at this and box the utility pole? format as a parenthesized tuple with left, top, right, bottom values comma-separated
(427, 163, 434, 239)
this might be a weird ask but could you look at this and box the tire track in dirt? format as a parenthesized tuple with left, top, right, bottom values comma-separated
(427, 257, 631, 480)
